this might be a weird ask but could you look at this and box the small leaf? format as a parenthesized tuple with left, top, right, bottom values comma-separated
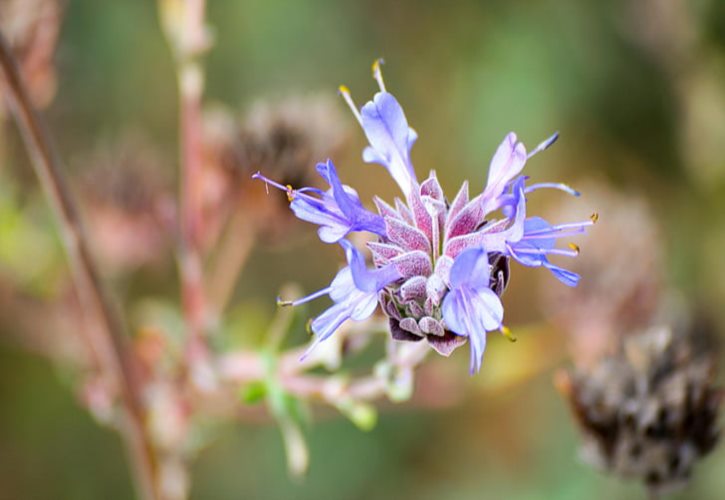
(239, 381, 267, 404)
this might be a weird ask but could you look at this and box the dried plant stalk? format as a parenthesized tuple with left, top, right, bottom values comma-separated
(0, 30, 160, 500)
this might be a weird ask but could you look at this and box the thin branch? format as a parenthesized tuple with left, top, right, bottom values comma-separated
(0, 32, 160, 500)
(167, 0, 211, 376)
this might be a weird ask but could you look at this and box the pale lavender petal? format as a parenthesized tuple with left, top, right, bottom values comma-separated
(482, 132, 527, 212)
(448, 248, 491, 290)
(349, 292, 380, 320)
(328, 266, 356, 302)
(544, 261, 580, 287)
(340, 240, 401, 293)
(360, 92, 418, 196)
(310, 301, 354, 343)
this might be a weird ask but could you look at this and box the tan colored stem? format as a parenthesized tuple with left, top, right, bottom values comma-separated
(0, 32, 160, 500)
(173, 0, 209, 370)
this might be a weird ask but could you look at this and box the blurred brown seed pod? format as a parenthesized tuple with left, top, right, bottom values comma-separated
(557, 319, 722, 496)
(202, 95, 349, 246)
(77, 134, 175, 272)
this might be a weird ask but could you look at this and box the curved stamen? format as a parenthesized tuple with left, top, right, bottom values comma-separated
(253, 171, 327, 206)
(525, 182, 580, 197)
(252, 171, 290, 193)
(527, 132, 559, 159)
(509, 246, 579, 258)
(524, 220, 593, 236)
(522, 230, 586, 240)
(338, 85, 363, 125)
(372, 58, 386, 92)
(277, 286, 332, 307)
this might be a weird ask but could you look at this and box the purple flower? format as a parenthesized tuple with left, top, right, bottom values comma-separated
(481, 176, 594, 287)
(505, 216, 592, 287)
(441, 248, 504, 373)
(253, 159, 385, 243)
(258, 61, 592, 374)
(281, 240, 401, 355)
(359, 92, 418, 197)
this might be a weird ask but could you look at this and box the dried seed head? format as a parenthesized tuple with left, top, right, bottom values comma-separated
(203, 96, 348, 244)
(558, 320, 722, 496)
(78, 135, 174, 271)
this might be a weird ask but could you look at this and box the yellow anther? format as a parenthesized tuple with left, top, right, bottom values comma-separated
(371, 58, 382, 75)
(501, 326, 517, 343)
(285, 185, 295, 202)
(338, 84, 351, 95)
(590, 212, 599, 223)
(371, 58, 386, 91)
(276, 297, 293, 307)
(568, 243, 580, 254)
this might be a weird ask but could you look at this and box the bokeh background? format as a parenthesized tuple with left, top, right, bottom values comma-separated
(1, 0, 725, 498)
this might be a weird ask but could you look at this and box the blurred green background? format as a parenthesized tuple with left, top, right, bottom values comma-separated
(1, 0, 725, 499)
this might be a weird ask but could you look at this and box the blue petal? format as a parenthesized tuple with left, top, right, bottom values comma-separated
(318, 160, 358, 219)
(349, 292, 379, 320)
(289, 193, 335, 221)
(360, 92, 418, 196)
(307, 287, 379, 355)
(441, 286, 503, 373)
(441, 288, 504, 338)
(448, 248, 491, 290)
(482, 132, 527, 212)
(440, 289, 469, 336)
(328, 266, 356, 302)
(469, 287, 504, 331)
(468, 323, 487, 374)
(310, 301, 354, 343)
(318, 159, 387, 238)
(317, 224, 351, 244)
(544, 261, 581, 287)
(340, 240, 401, 293)
(290, 161, 386, 243)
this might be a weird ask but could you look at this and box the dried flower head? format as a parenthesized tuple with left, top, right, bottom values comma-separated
(78, 135, 174, 271)
(203, 96, 348, 245)
(255, 61, 592, 373)
(0, 0, 63, 109)
(557, 321, 722, 495)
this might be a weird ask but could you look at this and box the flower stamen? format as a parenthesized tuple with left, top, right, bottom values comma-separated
(252, 171, 316, 205)
(501, 326, 517, 342)
(372, 58, 386, 92)
(525, 182, 580, 197)
(338, 85, 363, 125)
(277, 286, 332, 307)
(527, 132, 559, 159)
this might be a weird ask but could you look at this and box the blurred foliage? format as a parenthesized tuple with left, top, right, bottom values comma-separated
(1, 0, 724, 499)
